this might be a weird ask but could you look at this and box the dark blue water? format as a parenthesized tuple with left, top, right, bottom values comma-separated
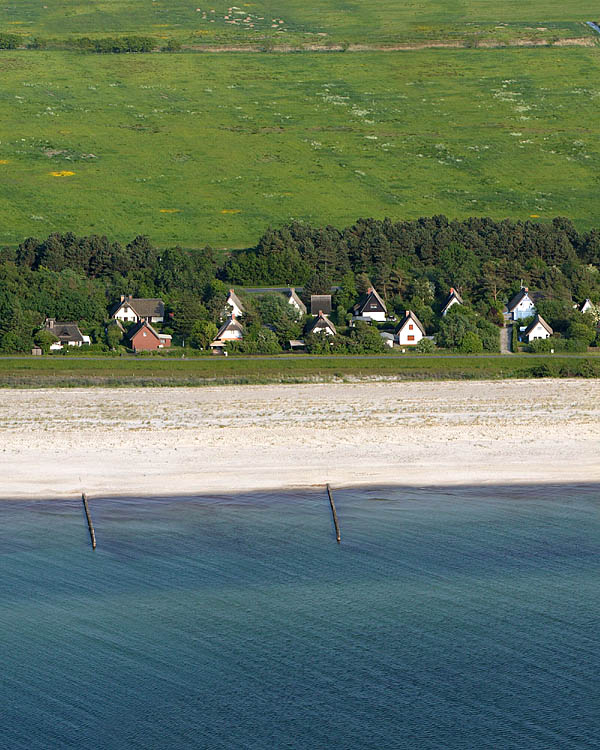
(2, 485, 599, 749)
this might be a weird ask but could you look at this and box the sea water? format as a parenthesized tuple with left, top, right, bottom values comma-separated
(1, 485, 599, 749)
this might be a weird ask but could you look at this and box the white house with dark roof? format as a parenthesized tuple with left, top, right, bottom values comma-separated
(306, 311, 337, 336)
(210, 316, 244, 351)
(580, 298, 594, 314)
(521, 314, 553, 343)
(110, 295, 165, 324)
(44, 319, 88, 350)
(441, 287, 463, 316)
(394, 311, 425, 346)
(225, 289, 245, 318)
(285, 288, 307, 316)
(352, 287, 387, 322)
(505, 287, 536, 321)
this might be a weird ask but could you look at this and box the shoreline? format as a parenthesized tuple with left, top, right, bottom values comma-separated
(3, 479, 600, 504)
(2, 380, 599, 500)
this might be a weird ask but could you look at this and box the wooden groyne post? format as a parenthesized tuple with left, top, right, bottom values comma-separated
(326, 483, 341, 544)
(81, 493, 96, 550)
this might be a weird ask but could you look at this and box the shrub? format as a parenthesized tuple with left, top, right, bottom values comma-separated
(0, 34, 20, 50)
(415, 337, 436, 353)
(458, 331, 483, 353)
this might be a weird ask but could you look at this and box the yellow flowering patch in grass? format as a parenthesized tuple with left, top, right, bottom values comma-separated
(50, 171, 75, 177)
(530, 214, 540, 218)
(159, 209, 181, 213)
(0, 160, 9, 165)
(221, 209, 241, 214)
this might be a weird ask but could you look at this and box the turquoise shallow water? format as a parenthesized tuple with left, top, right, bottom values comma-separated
(2, 485, 600, 749)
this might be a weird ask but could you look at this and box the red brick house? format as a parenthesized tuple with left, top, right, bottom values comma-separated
(127, 321, 171, 352)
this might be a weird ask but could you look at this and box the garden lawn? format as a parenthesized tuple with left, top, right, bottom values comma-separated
(1, 0, 597, 46)
(1, 47, 600, 248)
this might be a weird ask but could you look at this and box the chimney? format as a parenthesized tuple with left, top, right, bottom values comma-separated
(120, 295, 125, 302)
(229, 289, 234, 294)
(524, 287, 529, 292)
(367, 287, 373, 293)
(450, 287, 455, 293)
(47, 318, 55, 329)
(128, 294, 133, 301)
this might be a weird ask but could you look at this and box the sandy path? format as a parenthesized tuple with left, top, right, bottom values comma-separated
(1, 380, 599, 499)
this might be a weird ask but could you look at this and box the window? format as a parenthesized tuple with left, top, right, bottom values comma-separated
(409, 324, 413, 330)
(408, 335, 414, 341)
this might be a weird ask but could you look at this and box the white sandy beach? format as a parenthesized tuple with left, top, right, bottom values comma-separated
(1, 380, 599, 499)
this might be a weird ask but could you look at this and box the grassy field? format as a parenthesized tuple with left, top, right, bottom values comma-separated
(1, 1, 598, 47)
(1, 46, 600, 248)
(0, 354, 598, 387)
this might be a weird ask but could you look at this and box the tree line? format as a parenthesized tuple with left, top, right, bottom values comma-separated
(1, 215, 599, 354)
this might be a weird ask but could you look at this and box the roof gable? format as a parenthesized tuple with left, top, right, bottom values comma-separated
(441, 287, 463, 313)
(353, 287, 387, 315)
(127, 320, 161, 342)
(523, 314, 553, 337)
(306, 312, 336, 335)
(226, 290, 245, 313)
(45, 320, 84, 343)
(286, 288, 307, 315)
(215, 316, 244, 339)
(507, 288, 534, 312)
(395, 310, 426, 336)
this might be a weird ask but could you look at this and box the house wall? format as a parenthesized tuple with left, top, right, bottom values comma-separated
(526, 323, 551, 342)
(361, 309, 386, 322)
(312, 322, 335, 336)
(131, 329, 160, 351)
(395, 322, 423, 346)
(288, 297, 304, 314)
(114, 305, 139, 323)
(158, 336, 171, 348)
(512, 298, 536, 320)
(226, 298, 243, 318)
(219, 329, 243, 341)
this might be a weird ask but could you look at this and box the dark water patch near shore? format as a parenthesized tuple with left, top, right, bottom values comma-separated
(2, 485, 600, 748)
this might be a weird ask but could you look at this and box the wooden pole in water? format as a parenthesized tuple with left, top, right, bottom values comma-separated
(81, 493, 96, 550)
(326, 483, 341, 544)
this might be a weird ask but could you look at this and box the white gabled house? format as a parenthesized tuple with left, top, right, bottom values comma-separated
(225, 289, 245, 318)
(506, 287, 536, 321)
(44, 319, 88, 350)
(110, 295, 165, 324)
(306, 311, 337, 336)
(285, 288, 307, 316)
(580, 298, 594, 314)
(441, 287, 463, 316)
(521, 314, 553, 343)
(210, 315, 244, 352)
(394, 311, 425, 346)
(352, 287, 387, 322)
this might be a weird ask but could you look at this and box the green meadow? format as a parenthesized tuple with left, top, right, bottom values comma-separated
(1, 0, 597, 46)
(1, 47, 599, 248)
(0, 353, 598, 387)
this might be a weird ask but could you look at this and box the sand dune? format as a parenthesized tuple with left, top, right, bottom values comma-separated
(1, 380, 599, 499)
